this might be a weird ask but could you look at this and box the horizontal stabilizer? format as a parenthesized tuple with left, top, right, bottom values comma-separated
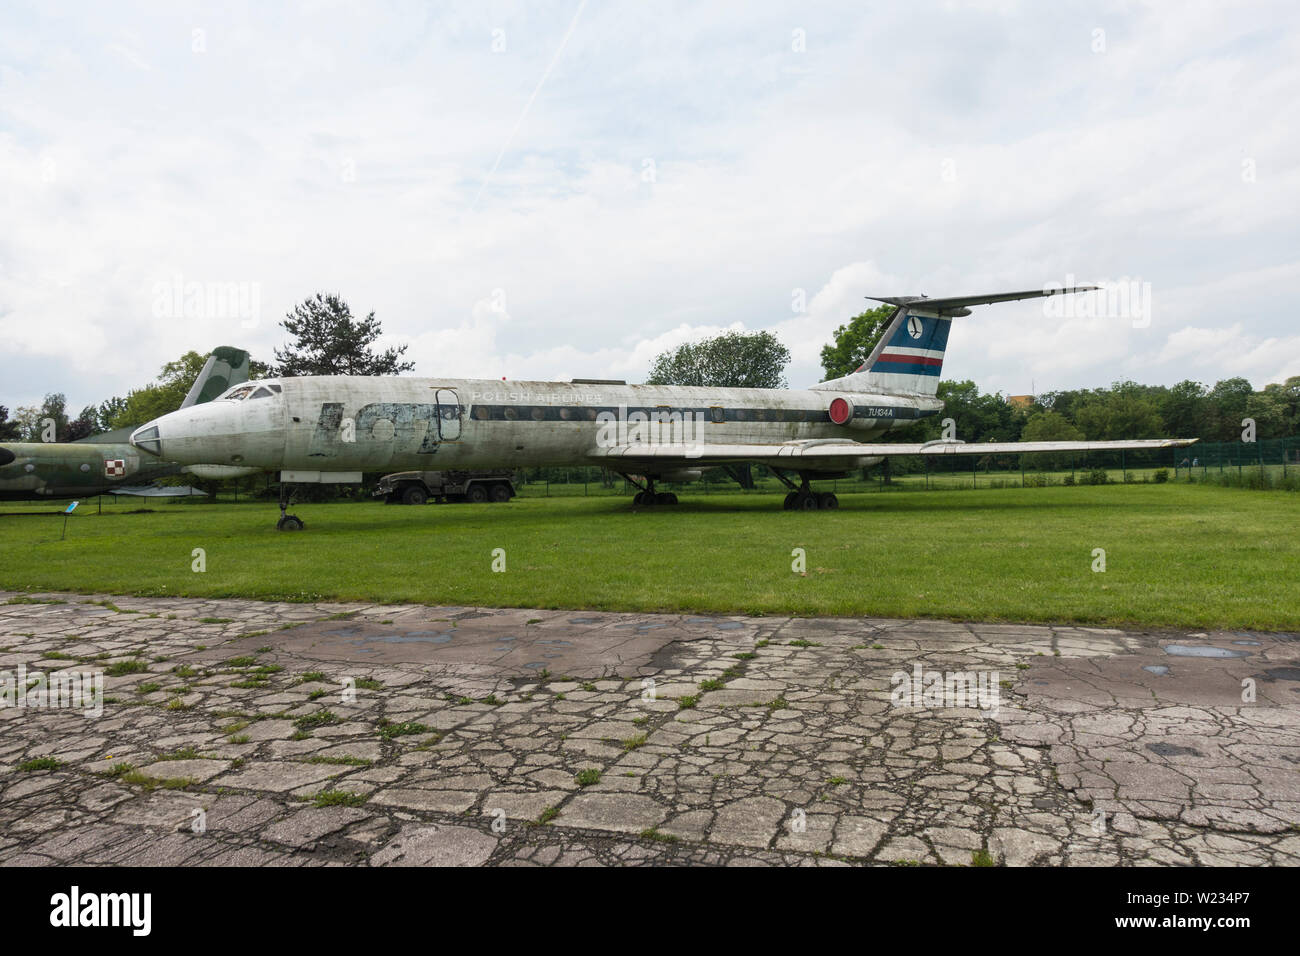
(866, 286, 1099, 316)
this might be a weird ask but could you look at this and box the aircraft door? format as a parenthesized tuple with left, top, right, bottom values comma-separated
(435, 388, 461, 441)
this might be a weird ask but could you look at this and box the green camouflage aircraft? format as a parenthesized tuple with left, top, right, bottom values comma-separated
(0, 347, 257, 501)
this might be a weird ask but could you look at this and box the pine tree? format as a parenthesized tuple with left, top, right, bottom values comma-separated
(273, 293, 414, 377)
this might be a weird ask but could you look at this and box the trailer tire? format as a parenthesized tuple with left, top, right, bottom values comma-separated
(489, 483, 512, 503)
(401, 485, 429, 505)
(467, 484, 489, 504)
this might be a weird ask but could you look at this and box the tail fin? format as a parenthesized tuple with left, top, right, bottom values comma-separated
(181, 346, 251, 408)
(814, 286, 1098, 397)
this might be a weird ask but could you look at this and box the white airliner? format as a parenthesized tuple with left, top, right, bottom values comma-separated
(131, 286, 1195, 529)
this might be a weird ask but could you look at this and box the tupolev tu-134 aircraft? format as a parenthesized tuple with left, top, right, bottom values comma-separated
(131, 286, 1196, 529)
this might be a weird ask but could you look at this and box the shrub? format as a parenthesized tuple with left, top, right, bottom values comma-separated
(1153, 469, 1169, 483)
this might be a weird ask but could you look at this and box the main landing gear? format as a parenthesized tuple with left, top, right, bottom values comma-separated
(783, 489, 838, 511)
(774, 470, 838, 511)
(276, 480, 305, 531)
(625, 475, 678, 507)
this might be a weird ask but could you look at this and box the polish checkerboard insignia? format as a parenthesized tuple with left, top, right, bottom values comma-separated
(104, 459, 126, 477)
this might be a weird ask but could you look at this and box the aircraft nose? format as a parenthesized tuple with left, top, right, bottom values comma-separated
(131, 424, 163, 457)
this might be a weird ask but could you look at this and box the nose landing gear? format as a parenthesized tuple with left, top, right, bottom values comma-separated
(276, 480, 305, 531)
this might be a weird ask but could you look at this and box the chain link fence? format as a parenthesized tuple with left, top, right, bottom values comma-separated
(515, 436, 1300, 497)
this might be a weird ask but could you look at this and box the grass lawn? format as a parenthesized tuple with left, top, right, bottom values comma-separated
(1, 483, 1296, 630)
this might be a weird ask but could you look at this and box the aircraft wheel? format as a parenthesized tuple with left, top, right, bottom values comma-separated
(798, 492, 819, 511)
(818, 492, 839, 510)
(277, 514, 305, 531)
(489, 483, 511, 503)
(467, 484, 489, 504)
(783, 492, 797, 510)
(402, 485, 428, 505)
(656, 492, 677, 505)
(633, 491, 648, 506)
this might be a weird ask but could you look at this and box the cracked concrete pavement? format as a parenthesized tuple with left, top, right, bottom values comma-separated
(1, 590, 1297, 866)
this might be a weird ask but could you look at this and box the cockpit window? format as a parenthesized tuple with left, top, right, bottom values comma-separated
(220, 382, 282, 401)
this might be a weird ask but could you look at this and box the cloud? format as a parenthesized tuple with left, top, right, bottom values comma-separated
(1, 1, 1297, 410)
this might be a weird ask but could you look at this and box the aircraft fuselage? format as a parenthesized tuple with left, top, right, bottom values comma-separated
(132, 376, 943, 475)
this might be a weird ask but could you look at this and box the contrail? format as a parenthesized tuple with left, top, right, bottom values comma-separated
(471, 0, 588, 211)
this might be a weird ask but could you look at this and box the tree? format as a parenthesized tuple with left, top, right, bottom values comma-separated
(1160, 380, 1208, 439)
(1206, 377, 1253, 441)
(924, 381, 1022, 443)
(645, 330, 790, 389)
(66, 406, 99, 441)
(0, 405, 21, 441)
(1022, 409, 1085, 442)
(819, 305, 895, 381)
(1245, 390, 1288, 439)
(273, 293, 414, 377)
(41, 393, 70, 441)
(1263, 376, 1300, 435)
(1075, 381, 1164, 440)
(9, 394, 72, 442)
(96, 396, 128, 432)
(1021, 409, 1085, 470)
(10, 405, 41, 441)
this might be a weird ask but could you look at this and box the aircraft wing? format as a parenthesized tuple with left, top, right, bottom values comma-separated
(589, 437, 1197, 467)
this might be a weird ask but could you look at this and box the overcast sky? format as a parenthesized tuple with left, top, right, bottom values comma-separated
(2, 0, 1297, 413)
